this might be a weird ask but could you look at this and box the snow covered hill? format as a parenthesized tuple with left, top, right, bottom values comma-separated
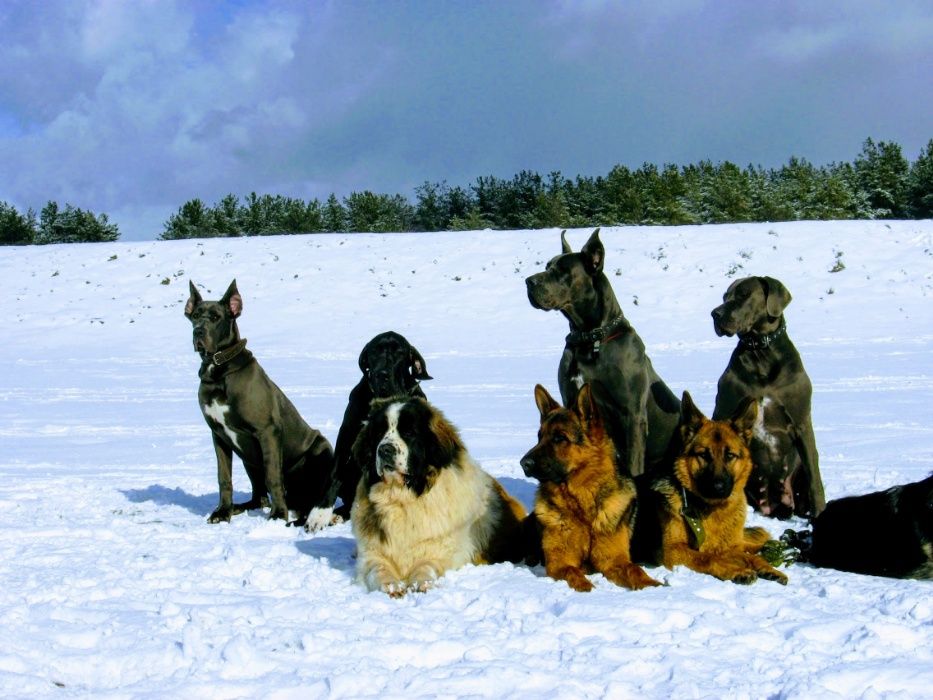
(1, 220, 931, 698)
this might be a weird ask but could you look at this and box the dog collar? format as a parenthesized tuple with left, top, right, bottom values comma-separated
(565, 313, 629, 356)
(211, 338, 248, 366)
(737, 318, 786, 351)
(680, 486, 707, 549)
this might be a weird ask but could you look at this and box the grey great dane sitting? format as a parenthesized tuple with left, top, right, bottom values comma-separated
(711, 276, 826, 519)
(185, 279, 336, 530)
(331, 331, 432, 520)
(525, 229, 681, 477)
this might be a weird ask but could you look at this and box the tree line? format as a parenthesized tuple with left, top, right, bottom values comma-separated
(2, 137, 931, 245)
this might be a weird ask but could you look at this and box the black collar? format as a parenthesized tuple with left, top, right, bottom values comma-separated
(565, 313, 629, 354)
(737, 318, 786, 351)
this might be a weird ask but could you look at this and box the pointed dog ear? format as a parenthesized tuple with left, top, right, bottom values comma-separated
(409, 345, 432, 380)
(761, 276, 791, 317)
(581, 228, 604, 274)
(221, 279, 242, 318)
(730, 398, 758, 444)
(185, 280, 202, 318)
(575, 383, 602, 431)
(534, 384, 562, 420)
(679, 391, 706, 444)
(560, 229, 572, 254)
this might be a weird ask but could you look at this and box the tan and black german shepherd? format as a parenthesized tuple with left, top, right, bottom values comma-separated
(520, 383, 661, 592)
(652, 391, 788, 585)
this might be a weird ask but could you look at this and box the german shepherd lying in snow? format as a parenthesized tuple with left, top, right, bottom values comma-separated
(520, 384, 661, 592)
(648, 392, 788, 585)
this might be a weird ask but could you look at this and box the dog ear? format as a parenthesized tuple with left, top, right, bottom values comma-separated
(761, 276, 791, 317)
(729, 398, 758, 444)
(580, 228, 604, 274)
(560, 229, 572, 254)
(185, 281, 202, 318)
(221, 279, 243, 318)
(679, 391, 707, 443)
(426, 406, 464, 469)
(575, 383, 602, 431)
(534, 384, 561, 419)
(358, 341, 371, 375)
(409, 345, 433, 381)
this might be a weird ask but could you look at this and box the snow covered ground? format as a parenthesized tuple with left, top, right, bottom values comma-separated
(0, 220, 931, 698)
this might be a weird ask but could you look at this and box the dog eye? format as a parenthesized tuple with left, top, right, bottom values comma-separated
(551, 434, 568, 445)
(724, 450, 737, 461)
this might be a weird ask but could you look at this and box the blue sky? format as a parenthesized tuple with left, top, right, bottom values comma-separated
(1, 0, 931, 240)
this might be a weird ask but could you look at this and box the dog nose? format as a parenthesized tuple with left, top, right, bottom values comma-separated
(519, 454, 535, 475)
(194, 326, 206, 337)
(377, 442, 397, 464)
(708, 474, 733, 498)
(711, 307, 723, 322)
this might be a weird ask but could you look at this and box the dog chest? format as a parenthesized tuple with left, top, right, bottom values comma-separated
(202, 399, 244, 452)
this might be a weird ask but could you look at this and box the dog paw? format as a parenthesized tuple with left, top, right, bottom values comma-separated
(731, 570, 758, 585)
(382, 581, 408, 598)
(758, 569, 789, 586)
(268, 508, 288, 521)
(303, 507, 337, 533)
(207, 508, 231, 523)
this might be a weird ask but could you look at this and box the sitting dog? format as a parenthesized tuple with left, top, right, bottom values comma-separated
(649, 392, 788, 585)
(332, 331, 432, 520)
(794, 474, 932, 579)
(711, 276, 825, 518)
(520, 383, 661, 592)
(525, 229, 680, 478)
(351, 396, 526, 596)
(185, 280, 336, 530)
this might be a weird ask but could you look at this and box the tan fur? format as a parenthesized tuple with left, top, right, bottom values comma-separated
(351, 404, 525, 596)
(526, 384, 660, 592)
(656, 392, 788, 585)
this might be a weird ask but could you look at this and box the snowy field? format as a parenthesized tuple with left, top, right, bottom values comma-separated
(1, 220, 931, 698)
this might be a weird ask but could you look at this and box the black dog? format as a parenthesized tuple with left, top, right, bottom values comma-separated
(525, 229, 680, 477)
(331, 331, 432, 519)
(711, 276, 825, 518)
(185, 279, 336, 530)
(795, 475, 932, 579)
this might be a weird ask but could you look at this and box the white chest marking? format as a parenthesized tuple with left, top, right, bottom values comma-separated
(204, 400, 241, 451)
(571, 372, 585, 390)
(753, 397, 779, 455)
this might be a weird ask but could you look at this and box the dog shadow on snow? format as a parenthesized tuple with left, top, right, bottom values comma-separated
(121, 484, 231, 517)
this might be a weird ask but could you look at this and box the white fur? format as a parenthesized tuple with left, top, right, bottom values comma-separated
(304, 507, 336, 533)
(753, 397, 779, 457)
(203, 400, 240, 451)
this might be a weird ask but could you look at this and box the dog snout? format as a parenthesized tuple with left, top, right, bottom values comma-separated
(519, 453, 536, 476)
(697, 470, 734, 500)
(377, 442, 397, 466)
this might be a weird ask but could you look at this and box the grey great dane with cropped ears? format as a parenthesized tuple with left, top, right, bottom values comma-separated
(185, 279, 337, 530)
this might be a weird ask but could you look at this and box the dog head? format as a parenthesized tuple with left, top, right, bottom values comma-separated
(711, 276, 791, 338)
(520, 383, 607, 484)
(352, 396, 463, 496)
(674, 391, 757, 503)
(184, 280, 242, 359)
(358, 331, 432, 398)
(525, 229, 605, 325)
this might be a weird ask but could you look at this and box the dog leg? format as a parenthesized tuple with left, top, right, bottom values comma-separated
(666, 544, 759, 584)
(406, 561, 440, 594)
(746, 553, 789, 585)
(258, 428, 288, 520)
(592, 527, 662, 590)
(542, 524, 593, 591)
(208, 435, 235, 523)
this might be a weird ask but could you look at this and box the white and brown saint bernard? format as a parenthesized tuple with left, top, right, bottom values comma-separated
(351, 396, 527, 596)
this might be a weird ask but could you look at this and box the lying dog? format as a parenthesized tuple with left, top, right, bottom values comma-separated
(351, 396, 526, 596)
(525, 229, 680, 477)
(649, 392, 788, 585)
(520, 383, 661, 592)
(332, 331, 432, 520)
(711, 276, 825, 518)
(185, 280, 336, 530)
(794, 474, 932, 579)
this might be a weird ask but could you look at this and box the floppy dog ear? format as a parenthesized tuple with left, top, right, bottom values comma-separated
(679, 391, 707, 443)
(409, 345, 433, 381)
(221, 279, 243, 318)
(351, 414, 379, 486)
(560, 229, 572, 255)
(185, 281, 202, 318)
(580, 228, 604, 274)
(358, 342, 371, 375)
(575, 384, 602, 431)
(426, 408, 464, 470)
(729, 398, 758, 444)
(761, 276, 791, 317)
(534, 384, 561, 419)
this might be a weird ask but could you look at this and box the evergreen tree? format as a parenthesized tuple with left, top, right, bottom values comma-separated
(209, 194, 242, 237)
(160, 198, 213, 239)
(37, 201, 120, 243)
(0, 201, 37, 245)
(854, 138, 909, 217)
(906, 139, 933, 218)
(323, 193, 347, 232)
